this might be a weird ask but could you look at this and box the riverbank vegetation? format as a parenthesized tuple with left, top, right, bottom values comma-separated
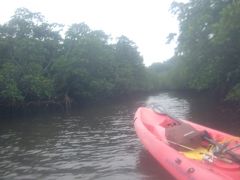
(0, 8, 158, 111)
(150, 0, 240, 103)
(1, 0, 240, 112)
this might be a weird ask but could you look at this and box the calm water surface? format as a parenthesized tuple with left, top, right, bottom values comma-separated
(1, 92, 240, 180)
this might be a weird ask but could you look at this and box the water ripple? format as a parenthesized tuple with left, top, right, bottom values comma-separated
(2, 92, 236, 179)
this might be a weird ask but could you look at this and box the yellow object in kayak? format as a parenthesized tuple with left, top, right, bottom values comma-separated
(182, 147, 212, 160)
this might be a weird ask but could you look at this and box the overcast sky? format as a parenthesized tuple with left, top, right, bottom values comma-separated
(0, 0, 186, 66)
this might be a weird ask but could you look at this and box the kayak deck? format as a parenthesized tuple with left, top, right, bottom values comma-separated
(134, 107, 240, 180)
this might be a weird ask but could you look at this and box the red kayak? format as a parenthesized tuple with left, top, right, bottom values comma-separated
(134, 107, 240, 180)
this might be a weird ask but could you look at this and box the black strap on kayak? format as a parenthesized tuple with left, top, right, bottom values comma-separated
(224, 144, 240, 153)
(202, 132, 240, 164)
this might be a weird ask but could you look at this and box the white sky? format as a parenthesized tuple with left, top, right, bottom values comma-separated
(0, 0, 183, 66)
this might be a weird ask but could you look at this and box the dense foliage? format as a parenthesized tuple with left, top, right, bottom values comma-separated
(151, 0, 240, 102)
(0, 8, 153, 109)
(3, 1, 239, 110)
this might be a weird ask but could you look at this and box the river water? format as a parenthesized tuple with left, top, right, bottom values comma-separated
(0, 92, 240, 180)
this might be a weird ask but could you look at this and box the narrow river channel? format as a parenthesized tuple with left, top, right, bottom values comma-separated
(1, 92, 239, 179)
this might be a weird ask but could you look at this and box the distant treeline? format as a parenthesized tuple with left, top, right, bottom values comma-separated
(2, 1, 239, 111)
(0, 8, 160, 110)
(150, 0, 240, 103)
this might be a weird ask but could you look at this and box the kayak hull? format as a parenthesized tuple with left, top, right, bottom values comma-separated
(134, 107, 240, 180)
